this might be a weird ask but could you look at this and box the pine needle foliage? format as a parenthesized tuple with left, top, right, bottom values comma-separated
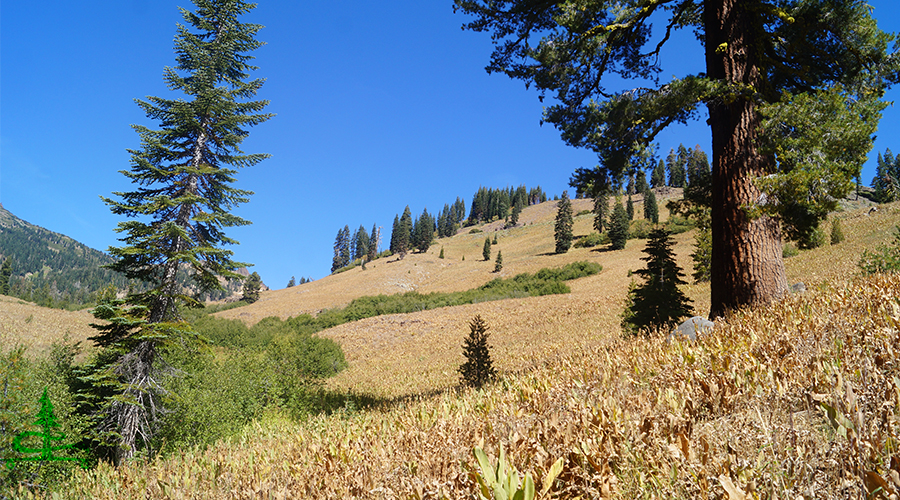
(458, 315, 497, 389)
(88, 0, 270, 465)
(622, 229, 693, 335)
(554, 191, 573, 254)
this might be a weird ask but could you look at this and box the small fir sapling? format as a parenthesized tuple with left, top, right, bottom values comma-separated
(459, 315, 497, 389)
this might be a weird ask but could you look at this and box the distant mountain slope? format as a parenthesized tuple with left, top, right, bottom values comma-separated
(0, 204, 126, 307)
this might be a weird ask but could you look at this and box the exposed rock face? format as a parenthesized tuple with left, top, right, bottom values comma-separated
(669, 316, 714, 342)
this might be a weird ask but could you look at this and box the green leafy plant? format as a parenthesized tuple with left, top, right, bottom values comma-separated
(858, 225, 900, 274)
(471, 447, 535, 500)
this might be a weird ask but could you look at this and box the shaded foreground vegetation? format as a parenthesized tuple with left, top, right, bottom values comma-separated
(19, 271, 898, 498)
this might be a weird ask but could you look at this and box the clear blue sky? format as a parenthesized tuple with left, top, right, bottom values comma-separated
(2, 1, 898, 287)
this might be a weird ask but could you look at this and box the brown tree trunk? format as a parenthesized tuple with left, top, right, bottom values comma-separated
(705, 0, 788, 318)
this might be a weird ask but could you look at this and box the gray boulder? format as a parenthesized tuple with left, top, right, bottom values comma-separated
(669, 316, 714, 342)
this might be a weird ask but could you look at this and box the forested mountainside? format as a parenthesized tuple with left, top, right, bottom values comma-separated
(0, 204, 128, 308)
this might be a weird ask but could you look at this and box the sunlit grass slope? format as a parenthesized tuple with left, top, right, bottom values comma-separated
(59, 250, 900, 498)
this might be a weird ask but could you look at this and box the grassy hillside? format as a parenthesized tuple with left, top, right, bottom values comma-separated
(5, 197, 900, 498)
(0, 295, 97, 358)
(54, 204, 900, 499)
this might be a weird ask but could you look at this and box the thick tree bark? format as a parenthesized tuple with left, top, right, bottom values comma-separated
(705, 0, 788, 318)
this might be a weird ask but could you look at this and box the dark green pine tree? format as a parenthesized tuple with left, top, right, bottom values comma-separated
(626, 195, 635, 221)
(353, 225, 370, 262)
(483, 237, 492, 261)
(635, 169, 650, 195)
(873, 149, 900, 203)
(367, 223, 379, 262)
(242, 271, 262, 303)
(493, 250, 503, 273)
(413, 208, 434, 253)
(287, 276, 296, 288)
(666, 145, 688, 188)
(651, 160, 666, 189)
(0, 258, 12, 295)
(593, 192, 609, 233)
(458, 315, 497, 389)
(608, 199, 629, 251)
(339, 225, 351, 268)
(397, 206, 413, 257)
(92, 0, 270, 464)
(622, 229, 693, 335)
(332, 228, 346, 273)
(643, 190, 659, 224)
(508, 200, 522, 227)
(390, 215, 400, 254)
(554, 190, 574, 254)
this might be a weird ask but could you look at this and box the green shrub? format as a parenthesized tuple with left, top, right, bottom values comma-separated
(469, 228, 483, 234)
(628, 219, 653, 239)
(576, 209, 592, 217)
(858, 225, 900, 274)
(574, 232, 609, 248)
(831, 218, 845, 245)
(663, 215, 696, 235)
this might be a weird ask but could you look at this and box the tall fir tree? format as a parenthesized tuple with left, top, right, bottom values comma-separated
(873, 149, 900, 203)
(397, 206, 413, 257)
(609, 200, 629, 251)
(622, 229, 693, 335)
(340, 225, 351, 268)
(242, 271, 262, 303)
(413, 208, 434, 253)
(367, 223, 379, 262)
(91, 0, 270, 464)
(554, 190, 574, 254)
(287, 276, 296, 288)
(389, 215, 400, 254)
(493, 250, 503, 273)
(651, 159, 666, 188)
(626, 195, 635, 221)
(643, 190, 659, 224)
(483, 237, 492, 261)
(0, 258, 12, 295)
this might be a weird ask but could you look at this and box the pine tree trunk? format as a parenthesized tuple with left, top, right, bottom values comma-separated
(705, 0, 788, 318)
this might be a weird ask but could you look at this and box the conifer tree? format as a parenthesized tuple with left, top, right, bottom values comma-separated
(458, 315, 497, 389)
(91, 0, 269, 464)
(626, 195, 635, 221)
(397, 207, 413, 257)
(651, 160, 666, 188)
(593, 192, 608, 233)
(439, 246, 445, 259)
(494, 250, 503, 273)
(508, 201, 521, 227)
(0, 258, 12, 295)
(287, 276, 296, 288)
(692, 221, 712, 283)
(635, 169, 650, 195)
(643, 190, 659, 224)
(609, 200, 629, 251)
(622, 229, 693, 335)
(332, 228, 346, 273)
(554, 190, 574, 253)
(483, 237, 492, 261)
(242, 271, 262, 303)
(413, 208, 435, 253)
(353, 225, 369, 262)
(390, 215, 400, 254)
(367, 223, 379, 262)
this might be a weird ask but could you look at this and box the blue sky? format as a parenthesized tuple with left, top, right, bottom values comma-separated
(2, 1, 899, 287)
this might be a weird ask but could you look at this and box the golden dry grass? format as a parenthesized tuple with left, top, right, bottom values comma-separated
(6, 198, 900, 499)
(0, 295, 97, 357)
(53, 271, 900, 499)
